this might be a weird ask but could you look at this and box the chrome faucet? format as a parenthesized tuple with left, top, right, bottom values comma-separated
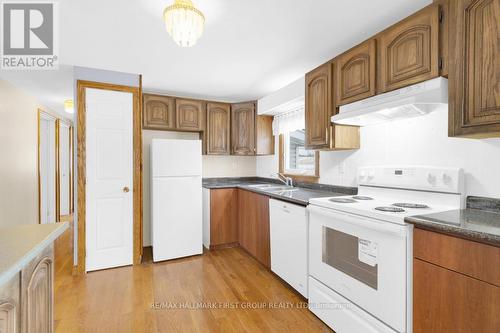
(277, 173, 293, 187)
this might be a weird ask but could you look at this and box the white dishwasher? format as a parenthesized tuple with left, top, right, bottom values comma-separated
(269, 198, 308, 298)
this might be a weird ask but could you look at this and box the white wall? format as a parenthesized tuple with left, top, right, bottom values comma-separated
(0, 80, 42, 227)
(257, 106, 500, 198)
(142, 130, 257, 246)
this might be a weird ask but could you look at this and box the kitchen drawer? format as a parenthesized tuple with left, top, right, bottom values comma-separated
(308, 277, 397, 333)
(414, 228, 500, 286)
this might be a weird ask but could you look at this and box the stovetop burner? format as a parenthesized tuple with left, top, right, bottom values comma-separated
(329, 198, 357, 203)
(352, 196, 373, 200)
(392, 203, 430, 209)
(375, 206, 406, 213)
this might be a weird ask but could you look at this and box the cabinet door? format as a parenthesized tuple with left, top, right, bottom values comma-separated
(22, 247, 53, 333)
(210, 188, 238, 247)
(449, 0, 500, 137)
(378, 4, 440, 92)
(255, 115, 275, 155)
(176, 99, 203, 131)
(231, 103, 255, 155)
(0, 274, 20, 333)
(414, 258, 500, 333)
(305, 62, 333, 149)
(206, 103, 231, 155)
(238, 190, 270, 268)
(143, 94, 175, 130)
(336, 39, 377, 106)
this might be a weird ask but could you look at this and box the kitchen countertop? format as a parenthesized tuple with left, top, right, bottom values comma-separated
(203, 177, 357, 206)
(0, 222, 68, 286)
(405, 197, 500, 247)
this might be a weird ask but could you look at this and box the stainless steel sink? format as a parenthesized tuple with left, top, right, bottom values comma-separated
(247, 184, 296, 192)
(270, 188, 300, 195)
(247, 184, 280, 188)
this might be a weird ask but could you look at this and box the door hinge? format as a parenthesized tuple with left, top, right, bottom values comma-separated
(439, 8, 444, 23)
(439, 58, 444, 70)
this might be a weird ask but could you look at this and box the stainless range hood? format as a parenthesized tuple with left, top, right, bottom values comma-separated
(332, 77, 448, 126)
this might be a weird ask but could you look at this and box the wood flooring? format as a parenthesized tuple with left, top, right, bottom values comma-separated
(54, 247, 332, 333)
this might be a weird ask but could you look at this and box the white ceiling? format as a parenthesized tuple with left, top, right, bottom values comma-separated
(1, 0, 432, 112)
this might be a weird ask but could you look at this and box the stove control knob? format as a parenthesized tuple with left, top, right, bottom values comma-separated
(427, 173, 437, 185)
(442, 173, 452, 185)
(368, 171, 375, 181)
(359, 171, 367, 181)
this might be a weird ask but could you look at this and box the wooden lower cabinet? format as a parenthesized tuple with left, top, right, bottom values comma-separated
(237, 189, 270, 268)
(413, 229, 500, 332)
(0, 275, 20, 333)
(414, 258, 500, 333)
(209, 189, 238, 248)
(0, 246, 54, 333)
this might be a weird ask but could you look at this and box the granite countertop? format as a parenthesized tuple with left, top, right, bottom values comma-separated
(405, 197, 500, 247)
(0, 222, 68, 286)
(203, 177, 357, 206)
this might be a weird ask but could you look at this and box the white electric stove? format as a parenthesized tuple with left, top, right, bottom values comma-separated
(307, 166, 464, 333)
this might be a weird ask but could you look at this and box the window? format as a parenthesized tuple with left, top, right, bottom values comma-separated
(274, 107, 319, 181)
(279, 130, 319, 179)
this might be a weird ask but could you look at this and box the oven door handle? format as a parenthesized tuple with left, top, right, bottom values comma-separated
(307, 205, 409, 237)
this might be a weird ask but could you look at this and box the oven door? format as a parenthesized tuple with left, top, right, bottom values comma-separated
(308, 205, 410, 332)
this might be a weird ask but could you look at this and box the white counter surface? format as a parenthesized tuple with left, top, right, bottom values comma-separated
(0, 222, 68, 286)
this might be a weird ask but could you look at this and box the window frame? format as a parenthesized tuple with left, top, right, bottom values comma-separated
(279, 133, 319, 183)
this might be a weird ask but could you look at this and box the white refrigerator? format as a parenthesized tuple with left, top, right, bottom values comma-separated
(151, 139, 203, 262)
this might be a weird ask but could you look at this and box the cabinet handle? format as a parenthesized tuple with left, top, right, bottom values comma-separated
(123, 187, 130, 193)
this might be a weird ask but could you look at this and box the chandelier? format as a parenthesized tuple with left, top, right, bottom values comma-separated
(163, 0, 205, 47)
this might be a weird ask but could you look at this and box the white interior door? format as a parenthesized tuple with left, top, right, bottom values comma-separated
(39, 115, 56, 224)
(59, 123, 70, 216)
(85, 87, 134, 272)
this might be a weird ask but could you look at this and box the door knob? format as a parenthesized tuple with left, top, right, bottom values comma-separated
(123, 187, 130, 193)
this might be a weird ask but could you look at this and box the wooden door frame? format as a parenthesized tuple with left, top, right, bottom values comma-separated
(76, 80, 143, 274)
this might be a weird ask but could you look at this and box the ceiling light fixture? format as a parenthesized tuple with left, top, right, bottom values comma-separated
(163, 0, 205, 47)
(64, 99, 74, 114)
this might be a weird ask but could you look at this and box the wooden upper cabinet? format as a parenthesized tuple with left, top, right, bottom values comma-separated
(305, 62, 333, 149)
(256, 115, 275, 155)
(378, 4, 440, 93)
(449, 0, 500, 137)
(143, 94, 175, 130)
(206, 102, 231, 155)
(176, 98, 203, 131)
(231, 102, 255, 155)
(336, 39, 377, 106)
